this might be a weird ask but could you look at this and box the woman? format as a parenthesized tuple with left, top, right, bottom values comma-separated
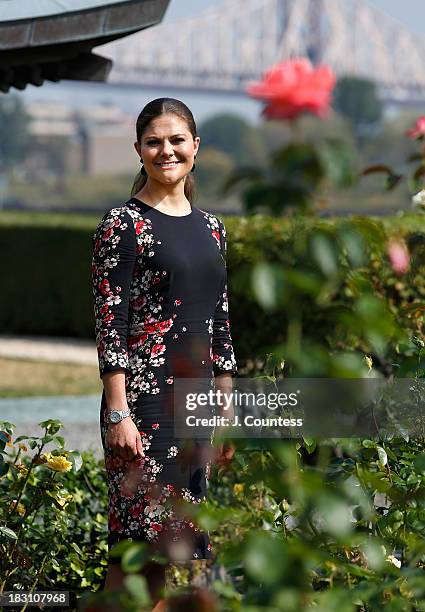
(91, 97, 237, 610)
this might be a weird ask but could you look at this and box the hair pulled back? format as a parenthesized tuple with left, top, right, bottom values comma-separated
(131, 98, 198, 202)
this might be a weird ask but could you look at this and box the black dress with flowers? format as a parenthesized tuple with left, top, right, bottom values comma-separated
(91, 197, 237, 563)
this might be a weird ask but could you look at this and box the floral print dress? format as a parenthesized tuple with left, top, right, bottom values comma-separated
(91, 197, 237, 563)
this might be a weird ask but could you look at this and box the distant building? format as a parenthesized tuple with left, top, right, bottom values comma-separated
(26, 100, 137, 176)
(83, 124, 136, 175)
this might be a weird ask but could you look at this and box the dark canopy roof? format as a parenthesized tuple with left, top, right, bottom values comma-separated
(0, 0, 169, 92)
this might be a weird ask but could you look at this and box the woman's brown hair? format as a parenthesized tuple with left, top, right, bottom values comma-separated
(131, 97, 198, 202)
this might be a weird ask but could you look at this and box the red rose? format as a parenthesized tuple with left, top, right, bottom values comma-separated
(246, 57, 335, 120)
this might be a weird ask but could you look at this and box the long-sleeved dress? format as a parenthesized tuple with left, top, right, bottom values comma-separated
(91, 197, 237, 564)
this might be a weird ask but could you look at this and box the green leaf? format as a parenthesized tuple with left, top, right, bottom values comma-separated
(53, 436, 65, 449)
(310, 233, 339, 277)
(251, 262, 285, 311)
(0, 526, 18, 540)
(318, 138, 356, 188)
(413, 454, 425, 473)
(70, 542, 84, 556)
(39, 419, 62, 435)
(377, 446, 388, 467)
(244, 532, 286, 585)
(124, 574, 151, 605)
(68, 451, 83, 472)
(121, 543, 149, 574)
(302, 437, 317, 454)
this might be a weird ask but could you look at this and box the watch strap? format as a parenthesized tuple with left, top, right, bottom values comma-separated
(106, 409, 131, 423)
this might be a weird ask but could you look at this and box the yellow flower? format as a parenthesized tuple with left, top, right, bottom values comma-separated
(15, 462, 28, 475)
(10, 500, 26, 516)
(43, 452, 72, 472)
(386, 554, 401, 569)
(281, 498, 290, 512)
(233, 483, 245, 495)
(364, 355, 373, 372)
(56, 494, 74, 508)
(18, 443, 28, 452)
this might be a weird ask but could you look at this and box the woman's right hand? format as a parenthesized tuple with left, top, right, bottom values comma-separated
(105, 417, 144, 461)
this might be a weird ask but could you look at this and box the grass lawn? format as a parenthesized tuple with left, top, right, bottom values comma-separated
(0, 358, 102, 398)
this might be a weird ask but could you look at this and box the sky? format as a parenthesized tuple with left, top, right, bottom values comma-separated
(164, 0, 425, 36)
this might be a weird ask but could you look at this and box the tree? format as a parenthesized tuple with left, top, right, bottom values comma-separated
(198, 113, 263, 166)
(0, 95, 29, 171)
(333, 76, 383, 142)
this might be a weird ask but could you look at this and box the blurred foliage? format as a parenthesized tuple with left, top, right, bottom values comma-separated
(362, 113, 425, 201)
(333, 77, 383, 142)
(198, 113, 265, 167)
(226, 212, 425, 379)
(193, 431, 425, 611)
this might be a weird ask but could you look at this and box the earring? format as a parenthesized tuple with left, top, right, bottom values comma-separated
(191, 154, 197, 173)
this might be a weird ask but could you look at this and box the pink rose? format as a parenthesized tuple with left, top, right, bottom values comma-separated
(246, 57, 336, 120)
(406, 116, 425, 139)
(387, 240, 410, 275)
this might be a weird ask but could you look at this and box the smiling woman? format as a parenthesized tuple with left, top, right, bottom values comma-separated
(91, 97, 238, 608)
(130, 102, 200, 214)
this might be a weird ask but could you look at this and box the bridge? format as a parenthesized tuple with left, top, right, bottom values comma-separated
(100, 0, 425, 102)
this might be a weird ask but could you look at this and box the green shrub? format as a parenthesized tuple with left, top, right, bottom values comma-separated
(0, 419, 108, 595)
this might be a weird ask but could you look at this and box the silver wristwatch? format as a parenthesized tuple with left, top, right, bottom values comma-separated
(106, 409, 131, 424)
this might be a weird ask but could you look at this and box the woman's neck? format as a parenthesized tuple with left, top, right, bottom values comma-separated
(135, 182, 191, 215)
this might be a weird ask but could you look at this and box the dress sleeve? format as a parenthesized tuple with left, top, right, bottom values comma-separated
(91, 208, 137, 379)
(212, 217, 238, 377)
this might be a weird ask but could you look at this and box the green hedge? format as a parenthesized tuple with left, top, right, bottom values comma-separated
(0, 210, 424, 373)
(0, 215, 96, 338)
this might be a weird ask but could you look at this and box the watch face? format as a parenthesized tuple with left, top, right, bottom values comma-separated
(109, 411, 121, 423)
